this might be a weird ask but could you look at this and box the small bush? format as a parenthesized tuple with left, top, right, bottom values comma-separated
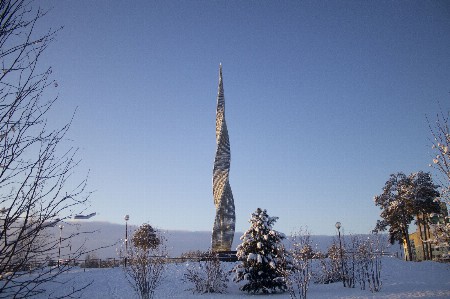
(121, 224, 167, 299)
(183, 251, 229, 294)
(285, 228, 314, 299)
(313, 241, 343, 284)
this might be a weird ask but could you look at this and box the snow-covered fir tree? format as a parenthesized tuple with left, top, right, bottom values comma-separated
(233, 208, 289, 294)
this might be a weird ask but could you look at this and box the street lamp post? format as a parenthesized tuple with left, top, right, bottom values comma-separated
(335, 222, 346, 287)
(69, 241, 72, 266)
(124, 215, 129, 267)
(58, 224, 64, 267)
(0, 207, 6, 246)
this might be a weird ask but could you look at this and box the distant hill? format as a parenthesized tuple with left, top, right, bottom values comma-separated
(52, 221, 398, 259)
(54, 221, 242, 258)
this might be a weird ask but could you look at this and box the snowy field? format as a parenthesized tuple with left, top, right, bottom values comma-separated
(33, 257, 449, 299)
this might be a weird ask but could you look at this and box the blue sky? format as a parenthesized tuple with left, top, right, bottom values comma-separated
(39, 1, 450, 235)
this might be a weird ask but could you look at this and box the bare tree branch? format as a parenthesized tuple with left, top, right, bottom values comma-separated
(0, 1, 90, 297)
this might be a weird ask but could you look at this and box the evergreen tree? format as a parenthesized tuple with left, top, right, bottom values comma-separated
(374, 173, 416, 260)
(411, 171, 441, 216)
(410, 171, 440, 260)
(233, 208, 288, 294)
(374, 172, 441, 261)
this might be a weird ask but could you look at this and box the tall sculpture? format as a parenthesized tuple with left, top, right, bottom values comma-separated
(212, 64, 235, 252)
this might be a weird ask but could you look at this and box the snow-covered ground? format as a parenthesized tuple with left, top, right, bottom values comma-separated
(34, 257, 449, 299)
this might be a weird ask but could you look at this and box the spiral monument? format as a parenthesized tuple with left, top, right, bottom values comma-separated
(212, 64, 235, 252)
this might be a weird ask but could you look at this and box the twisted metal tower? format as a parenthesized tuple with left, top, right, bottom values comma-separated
(212, 64, 235, 252)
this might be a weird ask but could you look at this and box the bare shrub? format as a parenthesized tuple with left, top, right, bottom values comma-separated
(361, 234, 384, 292)
(344, 235, 358, 288)
(285, 228, 313, 299)
(121, 224, 167, 299)
(313, 240, 342, 284)
(343, 234, 384, 293)
(183, 251, 229, 294)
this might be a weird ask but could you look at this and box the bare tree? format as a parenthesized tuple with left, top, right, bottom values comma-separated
(0, 0, 90, 297)
(121, 224, 167, 299)
(428, 108, 450, 245)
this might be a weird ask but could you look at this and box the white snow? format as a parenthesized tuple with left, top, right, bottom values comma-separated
(31, 257, 449, 298)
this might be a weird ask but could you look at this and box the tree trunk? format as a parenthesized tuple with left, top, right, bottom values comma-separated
(417, 215, 426, 260)
(423, 217, 432, 260)
(403, 227, 413, 261)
